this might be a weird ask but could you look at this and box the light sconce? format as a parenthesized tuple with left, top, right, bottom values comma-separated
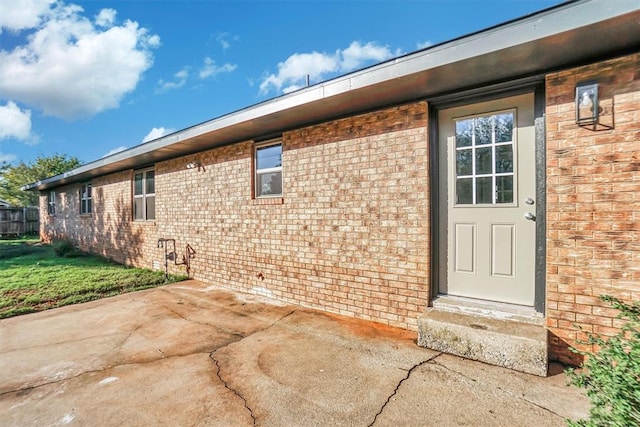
(186, 161, 205, 172)
(576, 83, 599, 128)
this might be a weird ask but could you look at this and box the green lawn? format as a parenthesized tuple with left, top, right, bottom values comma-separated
(0, 237, 185, 319)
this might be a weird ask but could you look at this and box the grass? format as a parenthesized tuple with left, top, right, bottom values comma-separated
(0, 237, 186, 319)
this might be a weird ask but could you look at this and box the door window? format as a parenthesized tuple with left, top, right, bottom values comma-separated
(454, 111, 515, 205)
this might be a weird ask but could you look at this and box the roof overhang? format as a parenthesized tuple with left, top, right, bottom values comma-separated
(24, 0, 640, 191)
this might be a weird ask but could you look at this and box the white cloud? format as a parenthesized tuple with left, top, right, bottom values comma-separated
(216, 32, 237, 51)
(216, 33, 232, 50)
(0, 101, 32, 140)
(0, 1, 160, 120)
(340, 41, 393, 71)
(103, 145, 127, 157)
(198, 57, 237, 79)
(417, 40, 433, 50)
(259, 41, 394, 95)
(158, 58, 236, 90)
(95, 8, 116, 27)
(0, 0, 55, 33)
(142, 127, 175, 143)
(261, 51, 338, 95)
(0, 152, 17, 163)
(157, 67, 189, 92)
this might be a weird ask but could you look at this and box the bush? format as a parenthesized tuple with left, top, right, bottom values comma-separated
(566, 295, 640, 427)
(53, 240, 84, 258)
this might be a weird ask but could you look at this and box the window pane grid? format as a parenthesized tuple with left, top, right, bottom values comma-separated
(134, 173, 143, 195)
(48, 191, 56, 215)
(80, 183, 92, 214)
(133, 169, 155, 221)
(255, 142, 283, 198)
(454, 111, 515, 206)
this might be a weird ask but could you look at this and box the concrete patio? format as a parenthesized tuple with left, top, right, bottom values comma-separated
(0, 280, 589, 426)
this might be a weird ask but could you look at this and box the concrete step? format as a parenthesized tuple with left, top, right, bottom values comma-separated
(417, 308, 548, 376)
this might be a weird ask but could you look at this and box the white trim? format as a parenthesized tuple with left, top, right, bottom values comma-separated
(48, 191, 56, 215)
(133, 168, 155, 221)
(254, 140, 283, 198)
(452, 109, 517, 207)
(80, 183, 92, 215)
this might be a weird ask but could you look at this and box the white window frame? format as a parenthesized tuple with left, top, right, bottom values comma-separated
(453, 109, 517, 207)
(133, 168, 155, 221)
(254, 140, 283, 198)
(80, 183, 92, 215)
(47, 191, 56, 215)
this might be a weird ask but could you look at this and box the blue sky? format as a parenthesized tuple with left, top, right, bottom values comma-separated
(0, 0, 563, 167)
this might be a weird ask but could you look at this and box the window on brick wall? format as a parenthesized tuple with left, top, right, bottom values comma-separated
(133, 168, 155, 221)
(80, 183, 92, 215)
(255, 141, 282, 198)
(47, 191, 56, 215)
(454, 111, 516, 205)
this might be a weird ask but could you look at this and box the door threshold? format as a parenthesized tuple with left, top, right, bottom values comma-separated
(431, 295, 544, 325)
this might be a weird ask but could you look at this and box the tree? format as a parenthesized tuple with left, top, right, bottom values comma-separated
(0, 154, 82, 207)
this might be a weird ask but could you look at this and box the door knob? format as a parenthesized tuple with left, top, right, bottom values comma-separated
(524, 212, 536, 221)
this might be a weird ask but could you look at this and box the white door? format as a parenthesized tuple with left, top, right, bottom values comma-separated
(438, 93, 537, 306)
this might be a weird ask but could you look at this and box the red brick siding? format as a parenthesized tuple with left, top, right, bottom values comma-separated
(41, 170, 160, 266)
(41, 102, 430, 330)
(39, 53, 640, 361)
(545, 53, 640, 364)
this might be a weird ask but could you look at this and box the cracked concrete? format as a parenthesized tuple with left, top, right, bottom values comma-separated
(210, 351, 257, 426)
(0, 280, 589, 426)
(368, 353, 443, 426)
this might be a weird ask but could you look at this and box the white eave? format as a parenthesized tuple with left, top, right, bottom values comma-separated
(24, 0, 640, 191)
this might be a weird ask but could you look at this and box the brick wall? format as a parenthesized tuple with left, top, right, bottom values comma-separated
(42, 102, 430, 331)
(545, 52, 640, 364)
(40, 53, 640, 361)
(41, 170, 160, 266)
(39, 53, 640, 361)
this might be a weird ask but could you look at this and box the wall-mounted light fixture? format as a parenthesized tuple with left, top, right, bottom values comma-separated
(186, 161, 205, 172)
(576, 83, 599, 128)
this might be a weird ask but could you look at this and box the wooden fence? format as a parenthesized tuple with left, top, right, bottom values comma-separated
(0, 207, 39, 236)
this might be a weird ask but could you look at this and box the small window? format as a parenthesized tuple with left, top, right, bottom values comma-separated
(80, 183, 92, 214)
(133, 169, 155, 221)
(47, 191, 56, 215)
(255, 142, 282, 198)
(454, 111, 515, 206)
